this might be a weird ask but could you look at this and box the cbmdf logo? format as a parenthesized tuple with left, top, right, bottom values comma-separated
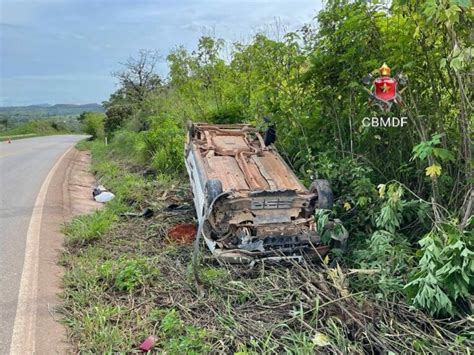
(363, 63, 407, 113)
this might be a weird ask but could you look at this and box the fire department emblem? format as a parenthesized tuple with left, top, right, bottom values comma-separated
(362, 63, 407, 112)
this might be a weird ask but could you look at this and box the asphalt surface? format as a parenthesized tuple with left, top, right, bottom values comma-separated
(0, 135, 86, 354)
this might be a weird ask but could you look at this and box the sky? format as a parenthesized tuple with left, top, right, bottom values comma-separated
(0, 0, 323, 106)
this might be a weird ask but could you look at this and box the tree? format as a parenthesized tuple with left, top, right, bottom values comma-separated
(113, 50, 163, 104)
(81, 112, 105, 139)
(104, 50, 163, 134)
(102, 89, 134, 133)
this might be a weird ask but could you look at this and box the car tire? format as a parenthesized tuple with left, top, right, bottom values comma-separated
(309, 179, 333, 209)
(206, 179, 223, 207)
(187, 120, 195, 138)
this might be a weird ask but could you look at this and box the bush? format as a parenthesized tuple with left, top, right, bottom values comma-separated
(104, 104, 134, 134)
(109, 130, 141, 162)
(405, 218, 473, 316)
(136, 116, 185, 175)
(82, 112, 105, 139)
(352, 231, 413, 295)
(206, 104, 245, 124)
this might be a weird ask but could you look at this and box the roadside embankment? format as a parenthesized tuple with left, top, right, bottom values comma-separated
(58, 140, 472, 353)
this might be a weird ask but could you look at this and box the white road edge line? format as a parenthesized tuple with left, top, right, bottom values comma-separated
(9, 146, 74, 355)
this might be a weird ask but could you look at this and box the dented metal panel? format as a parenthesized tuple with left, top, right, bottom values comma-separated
(255, 152, 306, 191)
(184, 122, 335, 263)
(206, 155, 250, 191)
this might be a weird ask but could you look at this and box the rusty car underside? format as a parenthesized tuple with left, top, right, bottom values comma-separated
(185, 122, 335, 263)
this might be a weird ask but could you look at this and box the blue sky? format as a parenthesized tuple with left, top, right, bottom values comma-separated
(0, 0, 323, 106)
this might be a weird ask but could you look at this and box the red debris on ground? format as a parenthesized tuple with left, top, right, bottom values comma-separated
(139, 335, 156, 352)
(167, 223, 197, 244)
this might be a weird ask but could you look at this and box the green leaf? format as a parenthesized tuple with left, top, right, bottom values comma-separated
(450, 56, 464, 70)
(445, 5, 461, 24)
(432, 148, 455, 161)
(423, 0, 438, 18)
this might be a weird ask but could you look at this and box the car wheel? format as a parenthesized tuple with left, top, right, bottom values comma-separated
(187, 120, 195, 138)
(206, 179, 223, 207)
(309, 179, 333, 209)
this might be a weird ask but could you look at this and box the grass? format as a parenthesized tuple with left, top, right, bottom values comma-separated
(59, 140, 473, 353)
(62, 208, 119, 248)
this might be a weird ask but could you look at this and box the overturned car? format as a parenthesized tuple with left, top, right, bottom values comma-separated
(185, 122, 343, 263)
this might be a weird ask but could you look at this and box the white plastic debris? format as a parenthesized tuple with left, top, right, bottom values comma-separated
(93, 185, 108, 197)
(94, 191, 115, 203)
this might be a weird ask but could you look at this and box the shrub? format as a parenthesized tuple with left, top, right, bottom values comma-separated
(104, 104, 134, 134)
(82, 112, 105, 139)
(137, 116, 185, 175)
(352, 231, 413, 295)
(349, 183, 428, 296)
(405, 218, 473, 316)
(206, 103, 245, 124)
(109, 130, 141, 162)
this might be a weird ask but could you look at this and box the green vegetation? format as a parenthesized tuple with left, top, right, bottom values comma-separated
(0, 103, 104, 138)
(0, 103, 103, 123)
(62, 0, 472, 352)
(0, 118, 74, 138)
(78, 112, 105, 139)
(62, 141, 471, 353)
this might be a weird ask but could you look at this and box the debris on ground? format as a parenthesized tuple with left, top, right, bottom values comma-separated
(138, 336, 156, 352)
(62, 176, 473, 354)
(92, 185, 115, 203)
(94, 191, 115, 203)
(142, 168, 157, 178)
(167, 223, 197, 244)
(92, 185, 107, 197)
(165, 203, 191, 212)
(121, 207, 154, 219)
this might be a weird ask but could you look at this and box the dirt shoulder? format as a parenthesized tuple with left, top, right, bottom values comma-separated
(35, 148, 100, 354)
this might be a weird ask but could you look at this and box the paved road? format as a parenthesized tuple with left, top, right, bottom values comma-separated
(0, 135, 86, 354)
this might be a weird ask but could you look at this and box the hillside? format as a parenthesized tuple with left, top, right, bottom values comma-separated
(0, 103, 104, 123)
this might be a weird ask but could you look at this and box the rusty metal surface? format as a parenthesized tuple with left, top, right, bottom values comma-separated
(185, 122, 339, 263)
(190, 124, 306, 192)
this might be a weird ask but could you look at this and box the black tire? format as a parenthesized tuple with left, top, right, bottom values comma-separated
(264, 126, 276, 146)
(206, 179, 223, 207)
(187, 120, 195, 138)
(309, 179, 333, 209)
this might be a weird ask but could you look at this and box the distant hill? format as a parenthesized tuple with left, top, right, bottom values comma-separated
(0, 103, 105, 122)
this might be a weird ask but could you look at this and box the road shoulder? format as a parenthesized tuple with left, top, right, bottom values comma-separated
(35, 148, 100, 354)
